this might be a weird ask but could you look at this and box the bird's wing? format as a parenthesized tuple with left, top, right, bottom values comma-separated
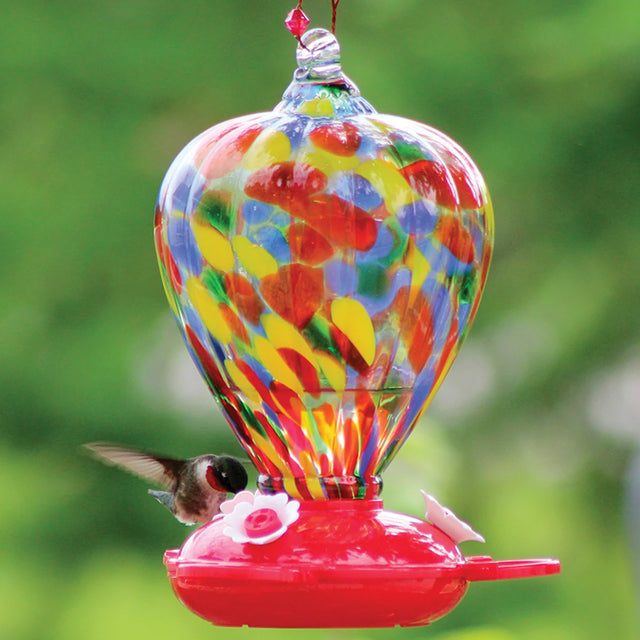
(83, 442, 184, 490)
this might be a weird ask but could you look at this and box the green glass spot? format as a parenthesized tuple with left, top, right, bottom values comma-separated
(357, 263, 390, 297)
(459, 271, 477, 305)
(380, 219, 409, 268)
(201, 268, 229, 304)
(388, 140, 427, 167)
(303, 316, 341, 358)
(237, 398, 267, 437)
(197, 190, 232, 233)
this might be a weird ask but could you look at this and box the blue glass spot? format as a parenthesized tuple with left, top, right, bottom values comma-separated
(358, 417, 379, 475)
(270, 211, 291, 228)
(279, 119, 307, 149)
(397, 200, 438, 235)
(444, 250, 474, 277)
(263, 404, 282, 428)
(250, 226, 290, 262)
(207, 336, 227, 363)
(241, 354, 274, 389)
(167, 217, 203, 275)
(325, 260, 358, 296)
(357, 134, 379, 160)
(457, 300, 471, 330)
(426, 283, 452, 352)
(404, 365, 436, 426)
(416, 237, 447, 274)
(356, 223, 394, 262)
(331, 173, 383, 211)
(242, 199, 273, 225)
(170, 165, 205, 216)
(183, 306, 208, 346)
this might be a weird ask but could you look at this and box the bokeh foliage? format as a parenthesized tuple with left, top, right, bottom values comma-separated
(1, 1, 639, 638)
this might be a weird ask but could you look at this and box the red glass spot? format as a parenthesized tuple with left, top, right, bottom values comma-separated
(219, 303, 250, 344)
(329, 324, 370, 375)
(245, 161, 328, 210)
(289, 222, 334, 265)
(235, 360, 273, 403)
(401, 160, 482, 210)
(185, 326, 232, 397)
(435, 316, 459, 382)
(278, 348, 321, 396)
(394, 288, 434, 373)
(292, 194, 378, 252)
(194, 121, 246, 167)
(244, 508, 282, 538)
(200, 125, 263, 180)
(269, 381, 305, 427)
(284, 7, 310, 39)
(309, 122, 361, 156)
(341, 418, 360, 475)
(260, 264, 325, 329)
(253, 412, 294, 476)
(220, 398, 253, 448)
(435, 216, 475, 263)
(167, 250, 183, 293)
(225, 273, 265, 325)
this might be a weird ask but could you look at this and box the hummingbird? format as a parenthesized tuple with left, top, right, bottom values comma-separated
(83, 442, 248, 525)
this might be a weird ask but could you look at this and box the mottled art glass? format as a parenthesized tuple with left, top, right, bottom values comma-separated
(154, 30, 494, 500)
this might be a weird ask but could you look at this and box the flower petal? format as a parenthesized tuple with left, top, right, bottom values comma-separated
(421, 490, 485, 544)
(220, 490, 255, 514)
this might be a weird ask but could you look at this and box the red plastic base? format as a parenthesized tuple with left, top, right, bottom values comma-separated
(164, 499, 559, 628)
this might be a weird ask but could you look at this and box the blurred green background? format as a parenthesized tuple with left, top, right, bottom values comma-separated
(2, 0, 639, 638)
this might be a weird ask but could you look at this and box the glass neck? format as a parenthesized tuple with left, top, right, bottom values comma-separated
(258, 474, 383, 500)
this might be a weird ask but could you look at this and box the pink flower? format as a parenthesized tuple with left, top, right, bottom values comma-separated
(220, 491, 300, 545)
(421, 490, 485, 544)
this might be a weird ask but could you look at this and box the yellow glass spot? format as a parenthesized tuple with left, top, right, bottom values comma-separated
(242, 129, 291, 171)
(314, 351, 346, 394)
(298, 98, 334, 117)
(224, 360, 262, 403)
(298, 448, 317, 475)
(312, 406, 336, 450)
(406, 239, 431, 305)
(261, 314, 316, 365)
(191, 222, 235, 271)
(368, 118, 394, 135)
(356, 159, 419, 214)
(252, 432, 290, 476)
(483, 197, 495, 239)
(254, 335, 304, 396)
(283, 476, 304, 500)
(297, 449, 326, 498)
(186, 277, 232, 343)
(232, 236, 278, 278)
(300, 148, 359, 176)
(331, 298, 376, 366)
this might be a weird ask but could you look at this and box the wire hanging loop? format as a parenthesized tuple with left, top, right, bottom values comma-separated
(331, 0, 341, 34)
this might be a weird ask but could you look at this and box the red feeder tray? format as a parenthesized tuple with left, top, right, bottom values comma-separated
(164, 499, 559, 628)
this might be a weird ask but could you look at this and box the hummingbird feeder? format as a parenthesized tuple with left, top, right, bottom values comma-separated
(154, 19, 559, 628)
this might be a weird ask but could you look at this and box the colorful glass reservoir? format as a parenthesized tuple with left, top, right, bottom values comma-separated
(154, 28, 494, 500)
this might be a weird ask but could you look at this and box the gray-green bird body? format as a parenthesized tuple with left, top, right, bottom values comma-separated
(84, 442, 248, 525)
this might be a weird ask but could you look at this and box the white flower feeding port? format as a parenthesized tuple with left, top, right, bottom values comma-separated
(220, 491, 300, 545)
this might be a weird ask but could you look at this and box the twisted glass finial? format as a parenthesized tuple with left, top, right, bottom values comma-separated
(295, 28, 342, 81)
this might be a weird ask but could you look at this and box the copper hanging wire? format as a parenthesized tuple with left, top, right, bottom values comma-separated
(331, 0, 340, 34)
